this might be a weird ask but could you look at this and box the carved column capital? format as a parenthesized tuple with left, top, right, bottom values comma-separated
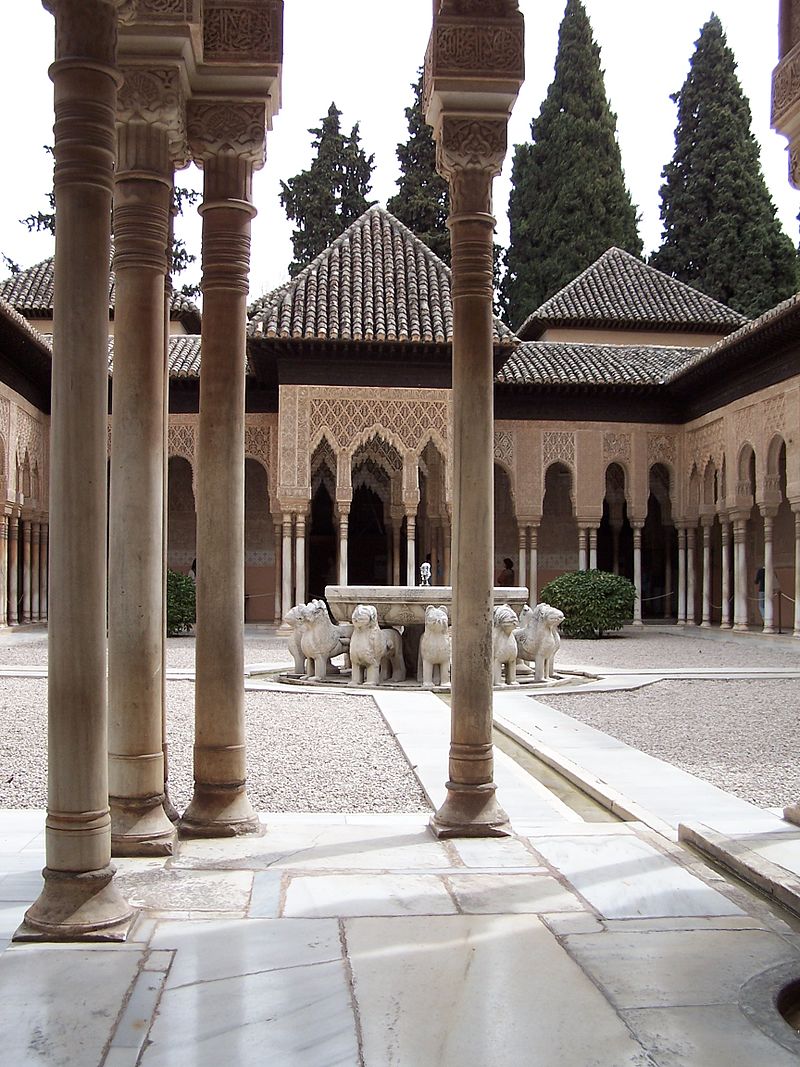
(117, 65, 188, 167)
(43, 0, 128, 66)
(436, 117, 507, 215)
(187, 98, 266, 200)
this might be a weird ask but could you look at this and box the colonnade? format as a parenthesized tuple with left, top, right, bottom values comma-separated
(0, 514, 48, 628)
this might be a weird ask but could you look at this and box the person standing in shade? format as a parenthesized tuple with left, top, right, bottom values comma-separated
(496, 557, 515, 587)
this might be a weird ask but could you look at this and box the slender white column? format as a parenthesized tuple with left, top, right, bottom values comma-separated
(31, 523, 40, 621)
(528, 525, 538, 604)
(0, 516, 7, 626)
(443, 518, 451, 585)
(272, 519, 281, 620)
(21, 521, 31, 624)
(663, 539, 673, 619)
(406, 511, 417, 586)
(391, 519, 401, 586)
(677, 527, 687, 625)
(794, 511, 800, 638)
(294, 513, 306, 605)
(338, 510, 349, 585)
(763, 512, 775, 634)
(578, 527, 588, 571)
(686, 527, 697, 625)
(39, 522, 48, 622)
(701, 523, 712, 627)
(517, 526, 527, 588)
(720, 521, 731, 629)
(632, 524, 643, 626)
(281, 512, 293, 618)
(733, 519, 748, 630)
(7, 515, 19, 626)
(589, 527, 598, 571)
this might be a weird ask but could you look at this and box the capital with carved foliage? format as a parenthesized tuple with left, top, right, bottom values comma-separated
(187, 98, 266, 203)
(773, 1, 800, 187)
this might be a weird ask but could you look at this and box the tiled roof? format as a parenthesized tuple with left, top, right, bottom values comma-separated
(0, 296, 52, 354)
(517, 248, 747, 339)
(0, 255, 201, 324)
(108, 335, 202, 378)
(248, 205, 516, 346)
(497, 340, 698, 387)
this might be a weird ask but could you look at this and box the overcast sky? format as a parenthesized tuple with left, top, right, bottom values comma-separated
(0, 1, 796, 302)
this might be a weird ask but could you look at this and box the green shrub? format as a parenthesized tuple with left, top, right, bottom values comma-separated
(539, 570, 636, 639)
(167, 569, 196, 637)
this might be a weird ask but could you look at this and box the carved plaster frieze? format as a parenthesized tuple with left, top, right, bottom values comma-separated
(603, 432, 630, 463)
(686, 418, 724, 475)
(202, 0, 282, 64)
(763, 393, 787, 438)
(132, 0, 193, 20)
(168, 420, 196, 463)
(494, 429, 513, 467)
(543, 430, 574, 469)
(437, 117, 507, 177)
(431, 21, 524, 78)
(647, 432, 675, 467)
(437, 1, 519, 16)
(773, 42, 800, 126)
(734, 404, 758, 451)
(118, 65, 187, 162)
(187, 99, 267, 165)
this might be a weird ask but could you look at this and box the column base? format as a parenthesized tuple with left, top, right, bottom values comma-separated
(783, 803, 800, 826)
(762, 626, 775, 635)
(277, 621, 292, 634)
(163, 789, 181, 825)
(429, 782, 511, 839)
(179, 783, 263, 838)
(732, 624, 748, 632)
(720, 622, 731, 630)
(632, 620, 643, 628)
(14, 865, 135, 942)
(700, 621, 712, 628)
(110, 796, 177, 857)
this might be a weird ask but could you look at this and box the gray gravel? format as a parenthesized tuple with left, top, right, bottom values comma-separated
(0, 677, 430, 813)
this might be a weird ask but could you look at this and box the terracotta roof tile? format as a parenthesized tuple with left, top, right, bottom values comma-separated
(108, 334, 201, 378)
(498, 340, 698, 387)
(517, 248, 747, 339)
(248, 205, 515, 346)
(0, 296, 52, 354)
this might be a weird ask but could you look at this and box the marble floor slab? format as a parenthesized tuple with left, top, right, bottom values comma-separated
(446, 871, 586, 914)
(114, 867, 253, 913)
(284, 872, 457, 917)
(345, 914, 649, 1066)
(534, 834, 744, 918)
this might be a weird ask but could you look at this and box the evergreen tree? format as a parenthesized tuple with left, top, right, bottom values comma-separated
(280, 103, 375, 276)
(503, 0, 642, 327)
(387, 71, 450, 264)
(651, 16, 797, 318)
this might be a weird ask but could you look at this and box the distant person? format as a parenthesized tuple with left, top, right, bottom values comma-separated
(496, 557, 515, 587)
(754, 566, 765, 620)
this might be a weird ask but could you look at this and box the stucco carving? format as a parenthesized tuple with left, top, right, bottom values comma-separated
(168, 421, 195, 463)
(438, 1, 519, 15)
(543, 431, 574, 468)
(437, 117, 507, 177)
(648, 432, 676, 466)
(433, 23, 524, 76)
(734, 405, 758, 451)
(118, 66, 187, 161)
(133, 0, 190, 19)
(494, 430, 513, 466)
(763, 394, 787, 438)
(772, 48, 800, 125)
(203, 0, 282, 64)
(244, 423, 270, 470)
(187, 100, 267, 164)
(603, 432, 630, 463)
(44, 0, 121, 66)
(687, 419, 724, 473)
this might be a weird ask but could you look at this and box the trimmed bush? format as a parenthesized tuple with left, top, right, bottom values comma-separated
(167, 568, 196, 637)
(539, 569, 636, 639)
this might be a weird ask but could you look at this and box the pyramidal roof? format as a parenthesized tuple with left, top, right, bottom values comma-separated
(517, 248, 748, 340)
(248, 205, 516, 346)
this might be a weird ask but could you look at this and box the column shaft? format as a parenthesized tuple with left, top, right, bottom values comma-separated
(794, 512, 800, 638)
(443, 519, 451, 585)
(21, 521, 31, 624)
(720, 522, 731, 629)
(701, 524, 712, 627)
(279, 513, 293, 627)
(632, 525, 643, 626)
(273, 519, 282, 621)
(578, 527, 588, 571)
(338, 512, 349, 585)
(40, 523, 49, 622)
(406, 513, 417, 586)
(31, 523, 40, 621)
(294, 513, 306, 604)
(677, 527, 687, 626)
(528, 526, 538, 604)
(7, 516, 18, 626)
(0, 516, 7, 626)
(517, 526, 527, 588)
(589, 527, 598, 571)
(733, 519, 748, 630)
(763, 514, 775, 634)
(663, 543, 673, 620)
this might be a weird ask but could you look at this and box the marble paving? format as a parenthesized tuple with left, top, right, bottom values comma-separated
(1, 811, 800, 1065)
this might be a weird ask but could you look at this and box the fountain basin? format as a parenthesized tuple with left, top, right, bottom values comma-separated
(324, 585, 530, 627)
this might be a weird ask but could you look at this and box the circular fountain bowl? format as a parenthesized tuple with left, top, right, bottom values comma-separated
(324, 585, 531, 627)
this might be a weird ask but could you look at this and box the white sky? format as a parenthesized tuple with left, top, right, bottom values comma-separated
(0, 1, 796, 302)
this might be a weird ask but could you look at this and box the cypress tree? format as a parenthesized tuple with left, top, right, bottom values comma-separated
(503, 0, 642, 327)
(651, 16, 797, 318)
(280, 103, 375, 276)
(387, 71, 450, 264)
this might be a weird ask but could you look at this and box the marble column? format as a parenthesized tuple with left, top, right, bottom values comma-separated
(528, 525, 538, 605)
(338, 509, 349, 585)
(391, 517, 401, 586)
(733, 518, 748, 631)
(632, 523, 643, 627)
(7, 515, 18, 626)
(589, 527, 598, 571)
(578, 526, 588, 571)
(294, 512, 306, 605)
(443, 517, 451, 586)
(280, 512, 293, 624)
(676, 526, 687, 626)
(273, 517, 282, 621)
(108, 91, 180, 856)
(720, 520, 732, 629)
(0, 516, 8, 626)
(686, 526, 697, 625)
(181, 103, 265, 838)
(700, 522, 712, 627)
(31, 523, 40, 622)
(39, 522, 48, 622)
(517, 526, 527, 588)
(406, 510, 417, 586)
(20, 0, 133, 941)
(794, 510, 800, 638)
(21, 521, 31, 624)
(663, 539, 673, 620)
(762, 511, 775, 634)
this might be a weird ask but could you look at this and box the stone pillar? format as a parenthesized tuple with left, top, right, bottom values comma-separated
(31, 522, 41, 621)
(280, 512, 293, 624)
(677, 526, 687, 626)
(39, 522, 48, 622)
(273, 517, 282, 621)
(443, 516, 452, 586)
(391, 517, 401, 586)
(701, 521, 712, 627)
(295, 512, 306, 605)
(338, 508, 349, 585)
(632, 523, 643, 627)
(0, 515, 8, 626)
(720, 520, 732, 629)
(578, 526, 588, 571)
(7, 514, 19, 626)
(20, 0, 133, 941)
(108, 75, 183, 856)
(589, 527, 598, 571)
(517, 526, 527, 588)
(663, 538, 673, 620)
(406, 510, 417, 586)
(528, 524, 538, 604)
(686, 526, 697, 625)
(181, 101, 266, 838)
(738, 518, 750, 627)
(762, 511, 776, 634)
(21, 520, 31, 624)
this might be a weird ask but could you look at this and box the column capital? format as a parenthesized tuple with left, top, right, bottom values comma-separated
(188, 98, 267, 200)
(43, 0, 128, 68)
(117, 64, 188, 170)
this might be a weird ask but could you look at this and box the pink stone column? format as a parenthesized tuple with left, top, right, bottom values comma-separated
(686, 526, 697, 625)
(279, 512, 293, 626)
(39, 521, 48, 622)
(21, 0, 133, 940)
(181, 105, 265, 837)
(794, 510, 800, 638)
(0, 515, 8, 626)
(733, 518, 748, 630)
(294, 512, 306, 604)
(273, 517, 282, 621)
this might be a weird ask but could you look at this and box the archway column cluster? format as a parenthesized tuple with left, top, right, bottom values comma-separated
(0, 511, 48, 628)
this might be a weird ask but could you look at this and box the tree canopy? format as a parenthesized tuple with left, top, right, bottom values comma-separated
(650, 15, 797, 318)
(503, 0, 642, 328)
(387, 71, 450, 264)
(280, 103, 375, 277)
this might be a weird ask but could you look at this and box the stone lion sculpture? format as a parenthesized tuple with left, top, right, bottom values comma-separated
(300, 598, 351, 681)
(515, 602, 565, 682)
(349, 604, 406, 686)
(418, 604, 451, 688)
(492, 603, 520, 686)
(284, 602, 311, 676)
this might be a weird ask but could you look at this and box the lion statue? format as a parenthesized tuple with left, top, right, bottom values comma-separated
(418, 604, 451, 688)
(349, 604, 406, 686)
(515, 602, 565, 682)
(492, 603, 520, 686)
(300, 598, 351, 681)
(284, 602, 311, 676)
